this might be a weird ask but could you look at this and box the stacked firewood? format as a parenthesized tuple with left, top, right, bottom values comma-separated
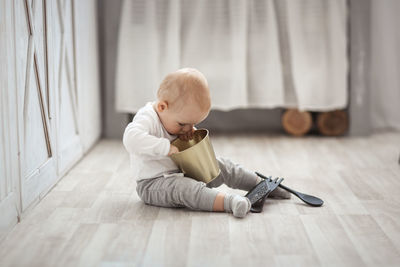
(282, 109, 348, 136)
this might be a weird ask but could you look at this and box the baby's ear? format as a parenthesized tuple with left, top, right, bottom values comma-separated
(157, 101, 168, 112)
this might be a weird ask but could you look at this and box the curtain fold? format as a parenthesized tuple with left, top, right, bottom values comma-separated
(115, 0, 348, 113)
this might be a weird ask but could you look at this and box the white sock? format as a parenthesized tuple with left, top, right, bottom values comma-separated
(224, 194, 251, 218)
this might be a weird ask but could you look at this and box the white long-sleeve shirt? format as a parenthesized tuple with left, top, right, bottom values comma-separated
(123, 102, 179, 180)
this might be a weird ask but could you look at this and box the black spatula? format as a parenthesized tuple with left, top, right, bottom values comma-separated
(255, 172, 324, 207)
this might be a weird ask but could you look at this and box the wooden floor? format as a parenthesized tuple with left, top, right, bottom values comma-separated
(1, 131, 400, 267)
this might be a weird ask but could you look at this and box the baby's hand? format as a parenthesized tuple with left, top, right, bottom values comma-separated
(178, 128, 195, 141)
(168, 144, 179, 156)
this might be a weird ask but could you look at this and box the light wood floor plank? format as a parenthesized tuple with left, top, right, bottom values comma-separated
(338, 214, 400, 266)
(0, 132, 399, 267)
(301, 214, 365, 266)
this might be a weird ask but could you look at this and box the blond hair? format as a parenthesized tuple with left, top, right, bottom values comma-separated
(157, 68, 211, 112)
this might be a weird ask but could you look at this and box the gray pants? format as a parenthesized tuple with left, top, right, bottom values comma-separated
(136, 157, 259, 211)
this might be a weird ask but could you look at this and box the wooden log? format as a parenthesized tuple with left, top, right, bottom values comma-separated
(316, 110, 348, 136)
(282, 109, 312, 136)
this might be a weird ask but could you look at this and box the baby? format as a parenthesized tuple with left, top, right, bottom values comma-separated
(123, 68, 290, 218)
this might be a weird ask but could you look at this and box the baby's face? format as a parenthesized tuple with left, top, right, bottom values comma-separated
(157, 103, 209, 135)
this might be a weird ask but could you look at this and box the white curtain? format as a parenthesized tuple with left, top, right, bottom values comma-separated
(115, 0, 348, 113)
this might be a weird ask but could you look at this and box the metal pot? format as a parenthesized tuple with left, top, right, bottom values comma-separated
(170, 129, 220, 183)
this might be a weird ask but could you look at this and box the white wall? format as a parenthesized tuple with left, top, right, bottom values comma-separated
(0, 0, 101, 240)
(76, 0, 102, 151)
(370, 0, 400, 130)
